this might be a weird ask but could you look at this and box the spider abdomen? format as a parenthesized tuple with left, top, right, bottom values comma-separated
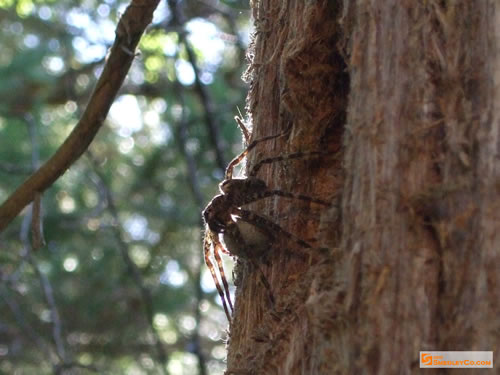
(223, 220, 272, 258)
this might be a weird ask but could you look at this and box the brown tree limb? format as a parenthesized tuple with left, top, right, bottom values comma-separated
(0, 0, 161, 233)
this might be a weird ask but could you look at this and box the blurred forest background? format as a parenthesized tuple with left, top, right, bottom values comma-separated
(0, 0, 251, 374)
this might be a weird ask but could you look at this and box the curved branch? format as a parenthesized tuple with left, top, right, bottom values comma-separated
(0, 0, 161, 233)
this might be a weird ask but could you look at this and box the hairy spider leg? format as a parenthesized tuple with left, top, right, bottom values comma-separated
(249, 151, 328, 177)
(217, 243, 231, 255)
(212, 238, 234, 313)
(254, 188, 331, 206)
(203, 231, 232, 321)
(251, 258, 276, 306)
(225, 126, 292, 180)
(235, 116, 250, 144)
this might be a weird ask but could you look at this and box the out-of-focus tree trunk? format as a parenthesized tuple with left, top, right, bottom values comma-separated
(226, 1, 500, 374)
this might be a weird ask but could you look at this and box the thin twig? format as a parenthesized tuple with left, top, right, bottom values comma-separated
(0, 162, 32, 174)
(0, 283, 55, 361)
(21, 116, 67, 365)
(26, 115, 45, 250)
(183, 36, 226, 172)
(20, 211, 67, 362)
(9, 115, 101, 373)
(0, 0, 161, 232)
(54, 362, 100, 374)
(87, 153, 169, 375)
(175, 100, 205, 210)
(172, 87, 208, 375)
(167, 0, 226, 173)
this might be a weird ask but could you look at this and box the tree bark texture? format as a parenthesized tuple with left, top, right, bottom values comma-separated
(226, 1, 500, 374)
(226, 0, 347, 373)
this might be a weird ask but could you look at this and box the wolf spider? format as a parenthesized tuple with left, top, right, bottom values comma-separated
(202, 121, 330, 321)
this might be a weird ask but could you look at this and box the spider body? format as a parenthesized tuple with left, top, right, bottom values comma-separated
(204, 178, 267, 232)
(203, 123, 330, 322)
(203, 178, 276, 257)
(222, 218, 271, 259)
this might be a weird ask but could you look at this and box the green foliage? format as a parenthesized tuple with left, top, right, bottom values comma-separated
(0, 0, 251, 373)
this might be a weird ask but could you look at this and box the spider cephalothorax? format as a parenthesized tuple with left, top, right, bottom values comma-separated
(203, 121, 330, 321)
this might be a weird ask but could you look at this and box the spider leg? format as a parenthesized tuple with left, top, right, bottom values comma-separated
(236, 208, 312, 251)
(235, 116, 250, 144)
(218, 247, 231, 255)
(225, 126, 291, 180)
(250, 258, 275, 306)
(255, 189, 331, 206)
(249, 151, 328, 177)
(212, 236, 234, 313)
(203, 231, 232, 321)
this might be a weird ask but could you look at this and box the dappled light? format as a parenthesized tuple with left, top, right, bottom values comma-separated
(0, 0, 251, 373)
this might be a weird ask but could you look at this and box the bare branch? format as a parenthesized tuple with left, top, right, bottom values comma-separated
(20, 118, 66, 363)
(182, 37, 227, 171)
(1, 91, 102, 374)
(31, 192, 45, 250)
(167, 0, 227, 172)
(0, 162, 32, 175)
(0, 283, 55, 362)
(25, 116, 46, 250)
(54, 362, 100, 374)
(20, 210, 67, 362)
(87, 153, 169, 375)
(174, 95, 205, 211)
(0, 0, 161, 233)
(172, 90, 208, 375)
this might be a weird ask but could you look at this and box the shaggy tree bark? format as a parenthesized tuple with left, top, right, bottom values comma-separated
(226, 1, 500, 374)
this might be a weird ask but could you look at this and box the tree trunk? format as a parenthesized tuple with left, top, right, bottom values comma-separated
(226, 1, 500, 374)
